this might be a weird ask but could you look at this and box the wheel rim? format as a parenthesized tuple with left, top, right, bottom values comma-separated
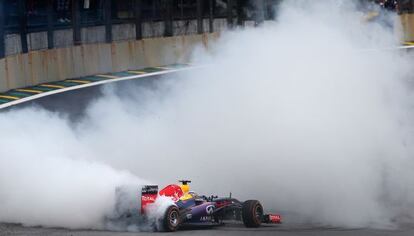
(169, 210, 179, 227)
(254, 205, 263, 222)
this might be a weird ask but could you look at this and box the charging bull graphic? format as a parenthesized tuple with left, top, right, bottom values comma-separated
(114, 180, 282, 232)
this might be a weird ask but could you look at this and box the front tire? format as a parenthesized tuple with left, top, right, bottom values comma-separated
(161, 205, 180, 232)
(242, 200, 263, 228)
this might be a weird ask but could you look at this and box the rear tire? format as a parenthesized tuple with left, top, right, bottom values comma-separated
(242, 200, 263, 228)
(161, 205, 180, 232)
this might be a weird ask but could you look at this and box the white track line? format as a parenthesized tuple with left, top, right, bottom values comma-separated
(361, 45, 414, 52)
(0, 66, 200, 110)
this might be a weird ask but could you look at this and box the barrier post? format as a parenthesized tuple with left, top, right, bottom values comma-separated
(197, 0, 203, 34)
(135, 0, 142, 40)
(164, 0, 173, 37)
(227, 0, 233, 28)
(104, 0, 112, 43)
(209, 0, 214, 33)
(47, 0, 54, 49)
(0, 0, 5, 58)
(255, 0, 265, 26)
(236, 0, 244, 26)
(72, 0, 81, 45)
(18, 0, 28, 53)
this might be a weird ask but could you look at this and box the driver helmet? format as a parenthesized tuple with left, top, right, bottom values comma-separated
(180, 183, 190, 194)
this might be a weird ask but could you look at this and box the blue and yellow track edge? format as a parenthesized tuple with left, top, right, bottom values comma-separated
(0, 63, 196, 110)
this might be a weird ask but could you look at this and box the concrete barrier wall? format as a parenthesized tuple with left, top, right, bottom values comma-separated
(0, 33, 219, 92)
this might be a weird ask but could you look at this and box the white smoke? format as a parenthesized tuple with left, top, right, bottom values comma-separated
(1, 0, 414, 230)
(145, 196, 176, 231)
(81, 0, 414, 228)
(0, 108, 148, 229)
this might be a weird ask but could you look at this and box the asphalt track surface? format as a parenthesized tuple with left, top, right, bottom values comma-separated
(0, 73, 166, 119)
(2, 222, 414, 236)
(2, 72, 414, 235)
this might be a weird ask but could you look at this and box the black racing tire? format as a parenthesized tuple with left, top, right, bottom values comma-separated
(242, 200, 263, 228)
(161, 205, 180, 232)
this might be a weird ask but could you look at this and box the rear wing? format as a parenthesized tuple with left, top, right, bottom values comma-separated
(263, 214, 282, 224)
(141, 185, 158, 214)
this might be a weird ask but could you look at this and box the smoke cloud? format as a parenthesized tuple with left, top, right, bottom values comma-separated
(0, 108, 148, 229)
(1, 0, 414, 230)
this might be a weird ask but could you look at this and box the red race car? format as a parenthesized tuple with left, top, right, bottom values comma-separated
(112, 180, 282, 232)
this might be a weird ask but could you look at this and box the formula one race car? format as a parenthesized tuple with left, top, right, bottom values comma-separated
(112, 180, 281, 232)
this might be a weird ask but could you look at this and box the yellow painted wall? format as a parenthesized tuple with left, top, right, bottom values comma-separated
(400, 13, 414, 42)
